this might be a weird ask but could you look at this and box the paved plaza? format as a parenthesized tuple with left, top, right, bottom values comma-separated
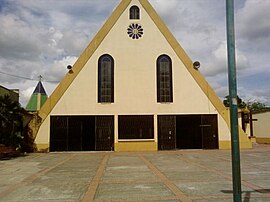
(0, 144, 270, 201)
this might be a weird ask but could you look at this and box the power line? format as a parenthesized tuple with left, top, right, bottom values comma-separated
(0, 70, 36, 81)
(0, 71, 60, 83)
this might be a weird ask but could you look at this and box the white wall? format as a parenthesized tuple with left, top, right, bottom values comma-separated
(253, 111, 270, 138)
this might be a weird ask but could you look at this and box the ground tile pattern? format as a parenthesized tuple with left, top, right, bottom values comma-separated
(0, 144, 270, 201)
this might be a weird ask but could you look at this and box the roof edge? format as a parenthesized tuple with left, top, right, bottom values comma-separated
(38, 0, 132, 120)
(139, 0, 250, 140)
(139, 0, 227, 120)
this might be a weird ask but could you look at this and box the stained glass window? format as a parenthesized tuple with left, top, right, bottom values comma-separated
(98, 54, 114, 103)
(157, 55, 173, 102)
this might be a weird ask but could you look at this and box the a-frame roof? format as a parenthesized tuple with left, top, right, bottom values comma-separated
(38, 0, 228, 124)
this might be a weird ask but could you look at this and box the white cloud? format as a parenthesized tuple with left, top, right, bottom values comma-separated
(21, 86, 35, 105)
(0, 14, 41, 59)
(150, 0, 178, 16)
(198, 41, 249, 79)
(44, 56, 78, 82)
(237, 0, 270, 43)
(238, 86, 270, 105)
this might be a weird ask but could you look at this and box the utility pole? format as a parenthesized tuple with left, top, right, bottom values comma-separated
(226, 0, 242, 201)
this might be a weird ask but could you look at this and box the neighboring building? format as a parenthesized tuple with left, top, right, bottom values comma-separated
(253, 110, 270, 144)
(0, 85, 19, 103)
(33, 0, 252, 151)
(26, 81, 48, 112)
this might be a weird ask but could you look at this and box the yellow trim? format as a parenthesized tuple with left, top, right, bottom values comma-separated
(139, 0, 251, 148)
(219, 141, 231, 150)
(36, 144, 49, 151)
(139, 0, 226, 120)
(115, 142, 157, 151)
(39, 0, 227, 123)
(37, 93, 41, 111)
(38, 0, 132, 121)
(219, 141, 252, 149)
(249, 136, 256, 143)
(35, 0, 251, 149)
(256, 138, 270, 144)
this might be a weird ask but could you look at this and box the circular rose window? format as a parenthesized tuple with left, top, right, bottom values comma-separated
(127, 23, 144, 39)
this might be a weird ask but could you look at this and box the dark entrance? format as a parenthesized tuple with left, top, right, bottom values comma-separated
(50, 116, 114, 152)
(176, 115, 202, 149)
(200, 115, 219, 149)
(96, 116, 114, 151)
(158, 115, 218, 150)
(158, 115, 176, 150)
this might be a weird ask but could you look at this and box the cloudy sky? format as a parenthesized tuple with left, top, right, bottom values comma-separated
(0, 0, 269, 107)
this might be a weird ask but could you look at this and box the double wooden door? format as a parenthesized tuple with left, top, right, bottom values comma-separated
(158, 115, 218, 150)
(50, 116, 114, 151)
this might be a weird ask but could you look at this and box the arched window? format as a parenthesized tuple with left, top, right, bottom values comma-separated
(130, 5, 140, 19)
(157, 55, 173, 103)
(98, 54, 114, 103)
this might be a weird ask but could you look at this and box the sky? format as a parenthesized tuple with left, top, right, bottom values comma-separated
(0, 0, 269, 107)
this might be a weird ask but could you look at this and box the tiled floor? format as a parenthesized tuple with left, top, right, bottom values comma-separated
(0, 144, 270, 201)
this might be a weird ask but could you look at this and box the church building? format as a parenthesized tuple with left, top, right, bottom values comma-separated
(33, 0, 252, 151)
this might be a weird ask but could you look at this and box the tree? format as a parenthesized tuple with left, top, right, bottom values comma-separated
(223, 95, 270, 112)
(223, 95, 247, 109)
(0, 95, 24, 148)
(247, 101, 270, 112)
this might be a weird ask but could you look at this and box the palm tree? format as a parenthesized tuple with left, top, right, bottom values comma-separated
(0, 95, 24, 148)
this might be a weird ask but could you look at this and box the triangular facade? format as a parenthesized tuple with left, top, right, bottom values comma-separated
(26, 81, 48, 112)
(33, 0, 252, 151)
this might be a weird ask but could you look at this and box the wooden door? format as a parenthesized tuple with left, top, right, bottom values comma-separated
(201, 115, 218, 149)
(158, 115, 176, 150)
(95, 116, 114, 151)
